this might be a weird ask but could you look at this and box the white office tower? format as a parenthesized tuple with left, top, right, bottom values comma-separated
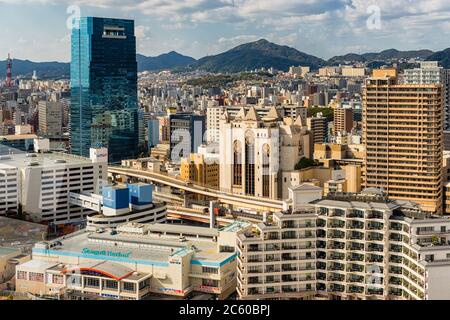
(404, 61, 442, 84)
(206, 102, 222, 144)
(0, 152, 107, 224)
(404, 61, 450, 130)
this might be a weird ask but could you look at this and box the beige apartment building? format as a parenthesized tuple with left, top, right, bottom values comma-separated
(180, 152, 219, 188)
(341, 67, 366, 78)
(363, 69, 444, 215)
(238, 189, 450, 300)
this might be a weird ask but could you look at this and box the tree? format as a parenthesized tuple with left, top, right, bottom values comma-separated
(295, 157, 317, 170)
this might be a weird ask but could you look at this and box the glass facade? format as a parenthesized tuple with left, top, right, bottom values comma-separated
(70, 17, 138, 163)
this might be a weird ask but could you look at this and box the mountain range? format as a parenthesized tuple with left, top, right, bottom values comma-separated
(193, 39, 326, 73)
(1, 39, 450, 78)
(328, 49, 434, 65)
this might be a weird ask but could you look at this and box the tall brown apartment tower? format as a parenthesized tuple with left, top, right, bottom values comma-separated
(363, 69, 444, 214)
(334, 107, 354, 134)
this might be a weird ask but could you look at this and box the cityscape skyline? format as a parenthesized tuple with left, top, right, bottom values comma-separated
(4, 2, 450, 304)
(1, 0, 450, 62)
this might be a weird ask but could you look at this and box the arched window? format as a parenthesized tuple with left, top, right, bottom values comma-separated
(262, 144, 270, 198)
(245, 131, 255, 196)
(233, 140, 242, 186)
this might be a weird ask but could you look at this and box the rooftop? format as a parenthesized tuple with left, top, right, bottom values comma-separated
(147, 223, 219, 238)
(220, 221, 251, 233)
(0, 134, 38, 141)
(0, 151, 94, 169)
(33, 227, 235, 267)
(0, 246, 21, 257)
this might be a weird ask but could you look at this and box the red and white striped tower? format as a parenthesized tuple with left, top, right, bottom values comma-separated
(6, 53, 12, 87)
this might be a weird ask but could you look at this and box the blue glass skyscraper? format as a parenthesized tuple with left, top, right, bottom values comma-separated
(70, 17, 138, 163)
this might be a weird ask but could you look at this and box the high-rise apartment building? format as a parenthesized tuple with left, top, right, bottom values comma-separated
(238, 189, 450, 300)
(363, 69, 444, 214)
(307, 113, 328, 144)
(70, 17, 138, 163)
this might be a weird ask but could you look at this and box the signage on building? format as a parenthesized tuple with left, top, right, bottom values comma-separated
(82, 248, 132, 258)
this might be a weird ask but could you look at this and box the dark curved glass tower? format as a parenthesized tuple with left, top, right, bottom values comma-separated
(70, 17, 138, 163)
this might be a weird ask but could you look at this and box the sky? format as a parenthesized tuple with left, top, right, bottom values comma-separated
(1, 0, 450, 62)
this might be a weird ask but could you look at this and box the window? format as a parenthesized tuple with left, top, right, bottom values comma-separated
(139, 279, 150, 290)
(17, 271, 27, 280)
(104, 280, 118, 290)
(85, 277, 100, 288)
(29, 272, 44, 282)
(202, 279, 219, 287)
(123, 282, 136, 292)
(202, 267, 219, 274)
(52, 274, 64, 284)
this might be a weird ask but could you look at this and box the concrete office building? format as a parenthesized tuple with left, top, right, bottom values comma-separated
(38, 101, 62, 136)
(363, 69, 444, 215)
(238, 189, 450, 300)
(15, 221, 250, 300)
(0, 151, 107, 224)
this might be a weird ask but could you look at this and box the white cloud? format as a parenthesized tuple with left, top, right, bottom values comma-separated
(2, 0, 450, 60)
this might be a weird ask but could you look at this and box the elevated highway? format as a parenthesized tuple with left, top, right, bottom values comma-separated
(108, 166, 284, 212)
(167, 206, 233, 227)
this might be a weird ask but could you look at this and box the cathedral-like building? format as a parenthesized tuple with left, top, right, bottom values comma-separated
(219, 106, 311, 200)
